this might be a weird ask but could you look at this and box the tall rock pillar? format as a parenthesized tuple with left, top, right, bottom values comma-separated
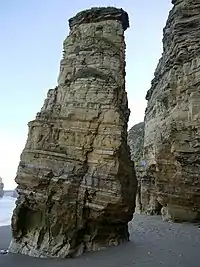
(9, 7, 137, 258)
(0, 177, 4, 198)
(144, 0, 200, 221)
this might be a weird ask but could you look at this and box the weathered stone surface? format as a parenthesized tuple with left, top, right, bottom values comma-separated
(0, 177, 4, 198)
(9, 7, 137, 258)
(144, 0, 200, 222)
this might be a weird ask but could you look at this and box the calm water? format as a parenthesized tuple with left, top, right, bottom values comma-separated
(0, 196, 16, 226)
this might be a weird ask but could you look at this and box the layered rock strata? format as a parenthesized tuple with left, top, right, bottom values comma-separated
(9, 7, 137, 258)
(0, 177, 4, 197)
(144, 0, 200, 221)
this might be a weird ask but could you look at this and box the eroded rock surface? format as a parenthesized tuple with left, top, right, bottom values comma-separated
(0, 177, 4, 198)
(9, 7, 137, 258)
(144, 0, 200, 222)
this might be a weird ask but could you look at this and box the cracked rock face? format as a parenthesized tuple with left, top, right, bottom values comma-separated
(0, 177, 4, 198)
(9, 7, 137, 258)
(144, 0, 200, 222)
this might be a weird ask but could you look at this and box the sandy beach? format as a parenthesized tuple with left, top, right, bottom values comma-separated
(0, 214, 199, 267)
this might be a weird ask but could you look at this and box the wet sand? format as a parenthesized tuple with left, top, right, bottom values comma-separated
(0, 214, 199, 267)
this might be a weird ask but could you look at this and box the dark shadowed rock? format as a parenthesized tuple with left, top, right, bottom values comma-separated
(69, 7, 129, 30)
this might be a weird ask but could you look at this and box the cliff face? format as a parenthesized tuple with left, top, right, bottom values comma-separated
(9, 7, 137, 258)
(144, 0, 200, 221)
(0, 177, 4, 197)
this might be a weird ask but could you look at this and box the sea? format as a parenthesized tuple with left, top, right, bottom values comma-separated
(0, 196, 16, 226)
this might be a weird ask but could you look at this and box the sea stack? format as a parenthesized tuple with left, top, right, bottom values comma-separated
(9, 7, 137, 257)
(144, 0, 200, 221)
(0, 177, 4, 197)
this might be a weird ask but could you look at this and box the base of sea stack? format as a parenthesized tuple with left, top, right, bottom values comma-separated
(8, 223, 129, 258)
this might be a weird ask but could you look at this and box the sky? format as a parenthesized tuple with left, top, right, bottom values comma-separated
(0, 0, 172, 189)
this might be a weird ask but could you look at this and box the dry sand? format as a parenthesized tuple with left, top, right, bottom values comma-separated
(0, 214, 199, 267)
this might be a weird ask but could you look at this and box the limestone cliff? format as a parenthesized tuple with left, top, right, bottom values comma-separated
(144, 0, 200, 221)
(9, 7, 137, 258)
(0, 177, 4, 197)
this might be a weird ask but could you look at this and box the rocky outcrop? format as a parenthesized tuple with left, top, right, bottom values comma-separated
(144, 0, 200, 222)
(0, 177, 4, 198)
(9, 7, 137, 258)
